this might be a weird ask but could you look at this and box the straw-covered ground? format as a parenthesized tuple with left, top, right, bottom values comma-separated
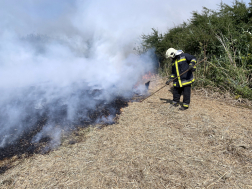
(1, 76, 252, 189)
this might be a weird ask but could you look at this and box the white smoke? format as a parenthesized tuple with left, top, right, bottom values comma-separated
(0, 0, 158, 150)
(0, 0, 237, 150)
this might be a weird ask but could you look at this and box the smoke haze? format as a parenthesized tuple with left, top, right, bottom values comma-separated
(0, 0, 242, 150)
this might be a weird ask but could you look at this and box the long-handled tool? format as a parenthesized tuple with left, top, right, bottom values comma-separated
(141, 58, 207, 102)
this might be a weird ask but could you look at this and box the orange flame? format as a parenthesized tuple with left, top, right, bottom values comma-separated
(133, 71, 155, 89)
(142, 71, 154, 80)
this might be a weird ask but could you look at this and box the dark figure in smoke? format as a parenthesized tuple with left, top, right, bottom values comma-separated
(165, 48, 196, 110)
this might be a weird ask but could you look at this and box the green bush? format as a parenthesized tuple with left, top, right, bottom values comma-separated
(140, 0, 252, 101)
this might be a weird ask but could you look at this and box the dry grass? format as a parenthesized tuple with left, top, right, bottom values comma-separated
(1, 76, 252, 188)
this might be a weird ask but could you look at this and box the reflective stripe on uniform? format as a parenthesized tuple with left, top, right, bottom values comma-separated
(190, 59, 197, 68)
(189, 63, 197, 68)
(171, 75, 175, 78)
(182, 78, 195, 86)
(173, 83, 176, 86)
(183, 103, 189, 107)
(175, 60, 182, 87)
(172, 101, 178, 105)
(178, 58, 186, 63)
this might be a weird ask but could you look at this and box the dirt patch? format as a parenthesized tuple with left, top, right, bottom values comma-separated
(1, 76, 252, 188)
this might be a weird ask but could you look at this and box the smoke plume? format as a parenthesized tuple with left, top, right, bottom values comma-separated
(0, 0, 158, 151)
(0, 0, 235, 151)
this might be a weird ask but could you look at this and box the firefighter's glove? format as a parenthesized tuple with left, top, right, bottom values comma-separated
(188, 65, 195, 72)
(166, 79, 173, 85)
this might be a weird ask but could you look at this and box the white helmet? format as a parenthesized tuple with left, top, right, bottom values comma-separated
(165, 48, 177, 58)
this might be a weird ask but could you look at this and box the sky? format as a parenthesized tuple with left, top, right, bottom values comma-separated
(0, 0, 250, 36)
(0, 0, 250, 150)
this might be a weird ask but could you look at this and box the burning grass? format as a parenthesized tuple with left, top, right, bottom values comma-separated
(0, 95, 129, 162)
(1, 76, 252, 188)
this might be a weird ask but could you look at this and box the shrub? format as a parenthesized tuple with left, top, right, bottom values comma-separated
(141, 0, 252, 100)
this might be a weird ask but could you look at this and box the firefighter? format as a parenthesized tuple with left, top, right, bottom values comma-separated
(165, 48, 196, 110)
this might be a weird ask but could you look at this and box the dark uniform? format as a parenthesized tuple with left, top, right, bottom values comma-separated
(169, 53, 196, 109)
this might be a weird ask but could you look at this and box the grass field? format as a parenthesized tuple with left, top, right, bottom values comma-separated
(1, 76, 252, 188)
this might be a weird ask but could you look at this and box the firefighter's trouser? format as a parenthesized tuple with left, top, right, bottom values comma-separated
(173, 84, 191, 108)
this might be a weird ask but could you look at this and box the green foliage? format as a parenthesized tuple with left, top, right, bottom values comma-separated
(141, 0, 252, 100)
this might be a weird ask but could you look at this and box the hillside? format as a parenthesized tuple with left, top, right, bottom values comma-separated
(1, 76, 252, 188)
